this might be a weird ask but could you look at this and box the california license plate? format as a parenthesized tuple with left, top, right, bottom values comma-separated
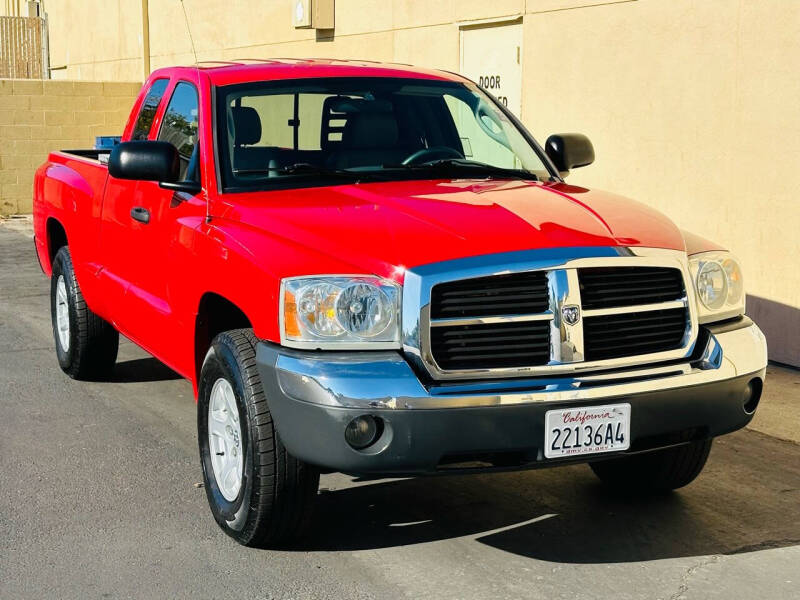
(544, 403, 631, 459)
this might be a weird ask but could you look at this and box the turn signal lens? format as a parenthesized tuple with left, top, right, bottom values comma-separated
(283, 289, 301, 338)
(722, 257, 744, 305)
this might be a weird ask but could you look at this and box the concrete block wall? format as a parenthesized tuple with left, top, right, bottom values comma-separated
(0, 79, 141, 215)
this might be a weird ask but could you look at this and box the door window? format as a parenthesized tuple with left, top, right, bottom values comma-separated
(158, 82, 200, 181)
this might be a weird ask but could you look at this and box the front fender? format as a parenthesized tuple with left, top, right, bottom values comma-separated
(185, 217, 373, 344)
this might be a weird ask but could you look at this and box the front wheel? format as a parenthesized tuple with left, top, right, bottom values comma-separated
(589, 439, 713, 492)
(198, 329, 319, 547)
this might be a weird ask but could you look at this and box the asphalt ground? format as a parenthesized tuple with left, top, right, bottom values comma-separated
(1, 220, 799, 600)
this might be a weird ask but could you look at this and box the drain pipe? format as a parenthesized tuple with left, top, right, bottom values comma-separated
(141, 0, 150, 81)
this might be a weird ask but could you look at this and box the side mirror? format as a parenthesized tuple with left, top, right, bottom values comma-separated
(545, 133, 595, 176)
(109, 140, 180, 183)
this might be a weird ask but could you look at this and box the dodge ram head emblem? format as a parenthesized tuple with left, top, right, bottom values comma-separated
(561, 305, 581, 325)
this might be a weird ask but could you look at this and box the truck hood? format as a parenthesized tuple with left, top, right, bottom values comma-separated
(221, 179, 686, 281)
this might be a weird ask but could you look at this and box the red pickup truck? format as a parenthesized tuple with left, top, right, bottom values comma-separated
(33, 59, 767, 547)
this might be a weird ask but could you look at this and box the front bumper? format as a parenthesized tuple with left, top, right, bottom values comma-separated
(256, 319, 767, 476)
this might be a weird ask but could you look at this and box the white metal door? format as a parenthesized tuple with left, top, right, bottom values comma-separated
(460, 22, 523, 117)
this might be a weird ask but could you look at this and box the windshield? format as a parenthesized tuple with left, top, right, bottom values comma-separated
(215, 77, 554, 191)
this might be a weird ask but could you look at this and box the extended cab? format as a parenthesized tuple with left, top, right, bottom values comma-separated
(33, 60, 767, 547)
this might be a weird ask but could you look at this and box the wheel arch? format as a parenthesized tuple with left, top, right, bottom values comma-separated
(45, 217, 68, 272)
(194, 292, 254, 390)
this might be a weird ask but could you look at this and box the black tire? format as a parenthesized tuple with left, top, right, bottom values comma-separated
(50, 247, 119, 380)
(589, 439, 713, 492)
(198, 329, 319, 547)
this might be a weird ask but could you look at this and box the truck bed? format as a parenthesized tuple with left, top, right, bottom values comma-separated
(59, 148, 112, 164)
(33, 149, 112, 280)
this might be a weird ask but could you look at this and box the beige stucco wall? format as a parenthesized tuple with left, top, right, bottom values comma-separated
(518, 0, 800, 365)
(0, 79, 140, 214)
(12, 0, 800, 364)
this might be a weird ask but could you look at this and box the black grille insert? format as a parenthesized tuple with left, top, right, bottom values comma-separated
(579, 267, 684, 309)
(431, 320, 551, 370)
(583, 307, 688, 361)
(431, 271, 549, 319)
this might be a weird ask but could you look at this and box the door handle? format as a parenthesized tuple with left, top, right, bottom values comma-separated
(130, 206, 150, 224)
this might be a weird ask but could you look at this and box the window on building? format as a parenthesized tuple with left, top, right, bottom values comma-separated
(158, 82, 199, 181)
(131, 79, 169, 141)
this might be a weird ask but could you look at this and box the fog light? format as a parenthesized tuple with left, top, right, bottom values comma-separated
(345, 415, 380, 449)
(743, 379, 763, 414)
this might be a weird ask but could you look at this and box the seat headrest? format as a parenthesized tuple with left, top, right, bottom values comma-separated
(231, 106, 261, 146)
(342, 112, 399, 149)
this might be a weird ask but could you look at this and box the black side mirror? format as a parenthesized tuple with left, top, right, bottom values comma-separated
(109, 141, 202, 195)
(545, 133, 595, 175)
(109, 141, 181, 183)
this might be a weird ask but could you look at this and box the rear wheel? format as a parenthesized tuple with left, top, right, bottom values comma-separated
(198, 329, 319, 547)
(50, 247, 119, 380)
(589, 439, 713, 492)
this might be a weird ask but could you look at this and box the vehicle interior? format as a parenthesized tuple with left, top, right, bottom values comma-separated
(228, 94, 464, 171)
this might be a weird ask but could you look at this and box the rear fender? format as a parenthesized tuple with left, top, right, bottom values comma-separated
(33, 157, 108, 312)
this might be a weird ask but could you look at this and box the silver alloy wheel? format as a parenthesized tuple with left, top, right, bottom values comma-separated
(208, 377, 244, 501)
(55, 275, 70, 352)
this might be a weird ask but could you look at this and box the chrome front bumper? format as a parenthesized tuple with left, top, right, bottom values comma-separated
(261, 320, 766, 410)
(256, 319, 767, 475)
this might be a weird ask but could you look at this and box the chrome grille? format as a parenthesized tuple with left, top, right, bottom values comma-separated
(412, 248, 697, 380)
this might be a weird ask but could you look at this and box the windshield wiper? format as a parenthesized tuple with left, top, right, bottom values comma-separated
(233, 160, 538, 182)
(232, 163, 382, 181)
(386, 159, 538, 181)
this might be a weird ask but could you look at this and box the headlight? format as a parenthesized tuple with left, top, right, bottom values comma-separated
(688, 251, 745, 323)
(281, 276, 401, 349)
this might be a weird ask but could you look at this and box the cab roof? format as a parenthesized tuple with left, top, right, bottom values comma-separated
(154, 58, 467, 87)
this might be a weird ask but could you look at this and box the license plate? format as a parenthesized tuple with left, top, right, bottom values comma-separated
(544, 403, 631, 459)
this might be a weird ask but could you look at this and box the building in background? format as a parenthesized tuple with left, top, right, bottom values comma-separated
(0, 0, 47, 78)
(2, 0, 799, 367)
(1, 1, 40, 17)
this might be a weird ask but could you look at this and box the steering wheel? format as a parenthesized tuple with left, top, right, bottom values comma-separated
(402, 146, 464, 166)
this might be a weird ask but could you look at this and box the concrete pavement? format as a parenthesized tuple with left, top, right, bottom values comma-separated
(1, 220, 799, 600)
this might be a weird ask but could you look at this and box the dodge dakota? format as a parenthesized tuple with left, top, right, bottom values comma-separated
(33, 59, 768, 547)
